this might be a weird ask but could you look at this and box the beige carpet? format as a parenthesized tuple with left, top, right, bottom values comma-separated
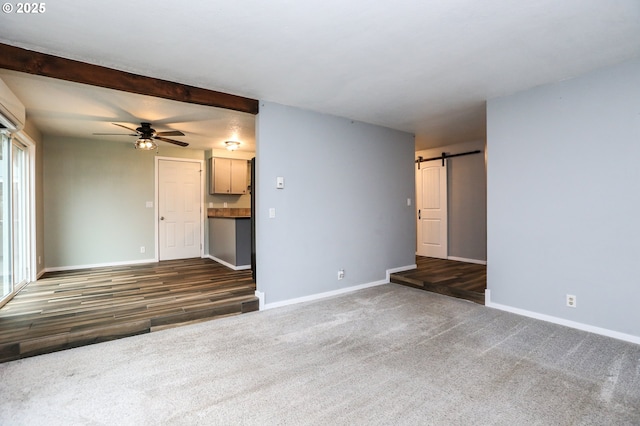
(1, 284, 639, 425)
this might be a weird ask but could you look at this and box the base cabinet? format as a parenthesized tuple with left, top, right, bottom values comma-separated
(208, 218, 251, 267)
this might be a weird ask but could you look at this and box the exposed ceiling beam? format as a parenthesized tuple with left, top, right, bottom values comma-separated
(0, 43, 259, 115)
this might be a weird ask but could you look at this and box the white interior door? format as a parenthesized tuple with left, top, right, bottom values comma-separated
(416, 159, 448, 258)
(158, 159, 202, 261)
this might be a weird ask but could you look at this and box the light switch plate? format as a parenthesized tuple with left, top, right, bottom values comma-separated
(269, 208, 276, 218)
(276, 176, 285, 189)
(145, 201, 153, 208)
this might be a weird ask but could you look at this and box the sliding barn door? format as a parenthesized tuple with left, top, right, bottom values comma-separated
(416, 159, 448, 259)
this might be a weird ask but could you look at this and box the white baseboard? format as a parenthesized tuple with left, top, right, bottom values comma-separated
(260, 264, 416, 311)
(386, 263, 416, 280)
(255, 290, 265, 310)
(43, 258, 159, 273)
(447, 256, 487, 265)
(262, 279, 388, 310)
(206, 255, 251, 271)
(485, 289, 640, 345)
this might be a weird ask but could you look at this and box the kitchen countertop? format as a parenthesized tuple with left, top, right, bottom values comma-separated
(207, 207, 251, 219)
(209, 215, 251, 219)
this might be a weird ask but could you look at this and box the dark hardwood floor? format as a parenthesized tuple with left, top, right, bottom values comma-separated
(391, 256, 486, 304)
(0, 258, 258, 363)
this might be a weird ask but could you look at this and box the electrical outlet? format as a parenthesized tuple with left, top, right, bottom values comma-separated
(338, 269, 345, 280)
(566, 294, 576, 308)
(140, 246, 146, 254)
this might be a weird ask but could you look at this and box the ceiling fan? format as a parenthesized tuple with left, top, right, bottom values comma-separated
(94, 122, 189, 149)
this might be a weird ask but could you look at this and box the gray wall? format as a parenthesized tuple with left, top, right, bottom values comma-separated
(416, 139, 486, 262)
(256, 102, 416, 305)
(43, 136, 204, 268)
(487, 58, 640, 338)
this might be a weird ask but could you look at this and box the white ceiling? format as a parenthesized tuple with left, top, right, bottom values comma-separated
(1, 1, 639, 150)
(0, 70, 257, 152)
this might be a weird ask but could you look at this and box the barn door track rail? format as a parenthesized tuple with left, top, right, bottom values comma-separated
(416, 150, 482, 168)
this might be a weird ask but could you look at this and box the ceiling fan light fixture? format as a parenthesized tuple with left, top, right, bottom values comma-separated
(135, 138, 157, 150)
(225, 140, 240, 151)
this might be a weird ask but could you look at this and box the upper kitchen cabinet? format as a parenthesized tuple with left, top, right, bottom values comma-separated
(210, 157, 249, 195)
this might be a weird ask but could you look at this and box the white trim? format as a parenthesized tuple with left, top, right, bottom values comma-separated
(155, 156, 205, 261)
(262, 279, 388, 310)
(43, 258, 158, 274)
(255, 290, 265, 310)
(485, 289, 640, 345)
(205, 254, 251, 271)
(386, 263, 416, 281)
(447, 256, 487, 265)
(260, 264, 415, 311)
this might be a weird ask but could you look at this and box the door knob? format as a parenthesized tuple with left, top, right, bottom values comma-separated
(160, 216, 165, 221)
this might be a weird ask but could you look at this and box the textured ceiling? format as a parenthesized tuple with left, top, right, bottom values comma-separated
(1, 1, 639, 150)
(0, 70, 256, 152)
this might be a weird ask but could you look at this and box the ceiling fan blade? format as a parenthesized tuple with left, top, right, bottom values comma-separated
(112, 123, 139, 133)
(156, 130, 185, 137)
(155, 136, 189, 147)
(93, 133, 138, 136)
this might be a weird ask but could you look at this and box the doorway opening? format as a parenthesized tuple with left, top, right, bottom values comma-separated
(405, 142, 487, 303)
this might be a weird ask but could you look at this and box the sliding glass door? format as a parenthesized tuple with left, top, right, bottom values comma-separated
(1, 132, 31, 306)
(1, 133, 10, 301)
(12, 140, 29, 289)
